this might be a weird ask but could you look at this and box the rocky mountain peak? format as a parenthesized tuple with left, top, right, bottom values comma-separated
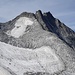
(0, 10, 75, 75)
(43, 11, 55, 20)
(0, 10, 75, 49)
(19, 12, 35, 18)
(36, 10, 42, 15)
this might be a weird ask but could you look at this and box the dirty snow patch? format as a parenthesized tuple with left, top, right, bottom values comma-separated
(10, 17, 33, 38)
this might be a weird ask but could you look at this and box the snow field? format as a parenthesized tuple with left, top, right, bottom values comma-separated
(0, 42, 65, 75)
(10, 17, 33, 38)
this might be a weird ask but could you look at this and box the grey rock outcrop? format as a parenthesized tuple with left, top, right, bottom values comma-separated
(35, 10, 75, 49)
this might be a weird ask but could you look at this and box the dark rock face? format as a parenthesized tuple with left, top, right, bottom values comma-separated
(35, 10, 75, 49)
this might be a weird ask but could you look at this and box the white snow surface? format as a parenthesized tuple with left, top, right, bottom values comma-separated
(10, 17, 33, 38)
(0, 42, 65, 75)
(0, 66, 11, 75)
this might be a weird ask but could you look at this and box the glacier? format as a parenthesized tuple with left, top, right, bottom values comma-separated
(0, 42, 65, 75)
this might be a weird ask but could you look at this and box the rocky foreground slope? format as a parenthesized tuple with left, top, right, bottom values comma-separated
(0, 10, 75, 75)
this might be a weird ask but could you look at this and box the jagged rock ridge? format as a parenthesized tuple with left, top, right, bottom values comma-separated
(0, 10, 75, 49)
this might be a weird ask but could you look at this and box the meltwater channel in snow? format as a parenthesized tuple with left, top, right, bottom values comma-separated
(11, 17, 33, 38)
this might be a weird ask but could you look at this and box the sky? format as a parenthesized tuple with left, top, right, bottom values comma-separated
(0, 0, 75, 31)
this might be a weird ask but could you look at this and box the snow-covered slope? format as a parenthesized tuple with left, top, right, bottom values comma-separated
(0, 42, 65, 75)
